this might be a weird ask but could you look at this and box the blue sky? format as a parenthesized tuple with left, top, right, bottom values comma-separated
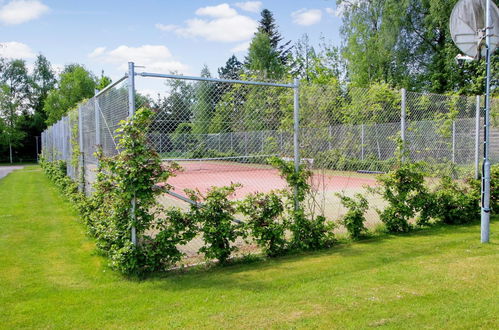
(0, 0, 343, 95)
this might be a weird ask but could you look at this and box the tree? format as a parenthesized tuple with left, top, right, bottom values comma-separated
(96, 70, 112, 91)
(292, 34, 345, 83)
(338, 0, 498, 94)
(258, 9, 292, 65)
(338, 0, 409, 87)
(246, 32, 286, 79)
(218, 55, 243, 80)
(0, 59, 31, 162)
(192, 66, 217, 134)
(43, 64, 96, 125)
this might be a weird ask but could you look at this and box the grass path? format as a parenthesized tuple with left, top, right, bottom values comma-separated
(1, 166, 498, 329)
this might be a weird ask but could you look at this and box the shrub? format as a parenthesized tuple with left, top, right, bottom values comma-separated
(186, 184, 243, 264)
(432, 177, 480, 225)
(314, 149, 396, 173)
(239, 191, 288, 256)
(373, 161, 432, 232)
(467, 163, 499, 214)
(269, 156, 335, 250)
(336, 193, 369, 239)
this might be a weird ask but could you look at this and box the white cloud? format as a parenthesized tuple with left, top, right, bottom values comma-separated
(195, 3, 237, 18)
(155, 23, 178, 32)
(88, 45, 189, 73)
(0, 41, 36, 59)
(234, 1, 262, 13)
(291, 8, 322, 26)
(88, 46, 106, 58)
(157, 4, 257, 43)
(231, 41, 250, 53)
(0, 0, 49, 25)
(176, 16, 257, 42)
(325, 7, 339, 17)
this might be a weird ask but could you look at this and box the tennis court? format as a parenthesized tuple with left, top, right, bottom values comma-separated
(160, 156, 378, 202)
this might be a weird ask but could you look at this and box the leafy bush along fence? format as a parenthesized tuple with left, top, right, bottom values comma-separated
(40, 107, 497, 275)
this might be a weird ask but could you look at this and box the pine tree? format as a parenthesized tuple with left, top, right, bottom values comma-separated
(258, 9, 292, 65)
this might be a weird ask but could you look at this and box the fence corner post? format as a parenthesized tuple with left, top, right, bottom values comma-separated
(293, 78, 300, 212)
(127, 62, 137, 246)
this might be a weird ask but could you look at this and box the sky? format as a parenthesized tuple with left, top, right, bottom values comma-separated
(0, 0, 343, 95)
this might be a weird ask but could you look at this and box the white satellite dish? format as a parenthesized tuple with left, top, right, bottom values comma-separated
(450, 0, 499, 58)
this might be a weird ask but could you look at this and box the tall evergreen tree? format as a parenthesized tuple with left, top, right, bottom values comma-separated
(258, 9, 292, 64)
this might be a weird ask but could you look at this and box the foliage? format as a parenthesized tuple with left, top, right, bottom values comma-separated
(186, 184, 243, 264)
(431, 177, 480, 225)
(44, 64, 96, 125)
(239, 191, 288, 256)
(40, 108, 197, 275)
(336, 193, 369, 239)
(218, 55, 243, 80)
(0, 59, 31, 162)
(269, 156, 335, 250)
(468, 163, 499, 214)
(257, 9, 292, 65)
(315, 149, 396, 173)
(246, 32, 287, 80)
(191, 66, 218, 134)
(373, 161, 432, 232)
(343, 83, 400, 124)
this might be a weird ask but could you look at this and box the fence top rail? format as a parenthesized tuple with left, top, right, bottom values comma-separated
(94, 75, 128, 98)
(136, 71, 297, 88)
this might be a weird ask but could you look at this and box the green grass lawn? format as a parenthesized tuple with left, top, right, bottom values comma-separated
(1, 166, 498, 329)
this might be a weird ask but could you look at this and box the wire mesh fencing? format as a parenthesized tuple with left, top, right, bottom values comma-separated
(41, 77, 129, 193)
(41, 64, 491, 264)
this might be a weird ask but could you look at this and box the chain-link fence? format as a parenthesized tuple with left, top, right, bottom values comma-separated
(41, 62, 494, 261)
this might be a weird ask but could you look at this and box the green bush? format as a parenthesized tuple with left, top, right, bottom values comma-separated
(239, 191, 288, 256)
(373, 162, 432, 232)
(336, 193, 369, 239)
(186, 184, 243, 264)
(314, 150, 396, 173)
(431, 177, 480, 225)
(269, 157, 336, 250)
(467, 164, 499, 214)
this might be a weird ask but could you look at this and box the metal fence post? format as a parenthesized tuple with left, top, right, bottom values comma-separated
(401, 88, 407, 158)
(78, 105, 85, 193)
(94, 89, 101, 160)
(452, 121, 456, 163)
(293, 78, 300, 212)
(128, 62, 137, 246)
(475, 95, 481, 179)
(361, 124, 365, 160)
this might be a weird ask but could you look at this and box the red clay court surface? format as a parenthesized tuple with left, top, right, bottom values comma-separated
(164, 160, 377, 200)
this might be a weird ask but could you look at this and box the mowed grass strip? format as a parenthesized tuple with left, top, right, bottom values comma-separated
(0, 166, 498, 329)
